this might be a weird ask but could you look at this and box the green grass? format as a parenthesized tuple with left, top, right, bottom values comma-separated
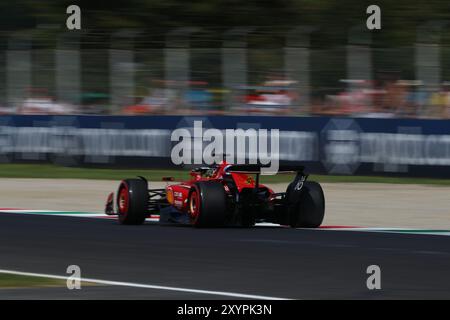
(0, 164, 448, 185)
(0, 273, 97, 289)
(0, 164, 189, 181)
(0, 273, 66, 288)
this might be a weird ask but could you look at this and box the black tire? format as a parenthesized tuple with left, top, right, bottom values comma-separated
(117, 178, 148, 225)
(189, 181, 227, 227)
(287, 181, 325, 228)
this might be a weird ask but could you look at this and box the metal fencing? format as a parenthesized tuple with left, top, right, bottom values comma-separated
(0, 28, 450, 118)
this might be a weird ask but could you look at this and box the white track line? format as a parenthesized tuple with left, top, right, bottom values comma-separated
(0, 269, 288, 300)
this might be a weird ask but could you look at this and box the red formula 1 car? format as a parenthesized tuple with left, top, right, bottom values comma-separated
(105, 162, 325, 228)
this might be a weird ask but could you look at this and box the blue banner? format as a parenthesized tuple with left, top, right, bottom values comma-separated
(1, 115, 450, 178)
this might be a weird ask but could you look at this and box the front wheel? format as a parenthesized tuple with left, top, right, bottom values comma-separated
(117, 179, 148, 225)
(286, 181, 325, 228)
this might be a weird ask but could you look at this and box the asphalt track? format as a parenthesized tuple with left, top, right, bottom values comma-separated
(1, 213, 450, 299)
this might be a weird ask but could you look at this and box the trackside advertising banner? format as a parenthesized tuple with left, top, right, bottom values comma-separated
(0, 115, 450, 178)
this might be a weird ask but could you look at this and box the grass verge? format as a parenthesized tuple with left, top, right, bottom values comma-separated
(0, 164, 448, 185)
(0, 273, 66, 288)
(0, 272, 97, 289)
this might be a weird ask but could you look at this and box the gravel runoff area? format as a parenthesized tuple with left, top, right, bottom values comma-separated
(0, 178, 449, 229)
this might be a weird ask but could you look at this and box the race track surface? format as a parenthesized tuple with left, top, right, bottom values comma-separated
(1, 213, 449, 299)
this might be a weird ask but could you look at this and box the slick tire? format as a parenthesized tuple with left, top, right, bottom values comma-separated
(286, 181, 325, 228)
(117, 178, 148, 225)
(188, 181, 228, 227)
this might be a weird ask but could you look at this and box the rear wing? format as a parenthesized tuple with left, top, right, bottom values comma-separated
(225, 164, 307, 190)
(225, 164, 304, 174)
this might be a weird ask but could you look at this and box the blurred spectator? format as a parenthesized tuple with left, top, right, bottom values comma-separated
(121, 83, 178, 115)
(19, 88, 76, 115)
(80, 93, 110, 114)
(443, 83, 450, 119)
(231, 80, 299, 115)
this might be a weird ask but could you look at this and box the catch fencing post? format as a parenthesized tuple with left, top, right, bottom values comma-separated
(110, 30, 138, 113)
(7, 32, 32, 109)
(55, 32, 81, 107)
(222, 27, 253, 111)
(285, 26, 315, 111)
(165, 27, 200, 111)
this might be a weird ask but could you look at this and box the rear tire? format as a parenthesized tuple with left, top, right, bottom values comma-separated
(117, 179, 148, 225)
(188, 181, 227, 227)
(287, 181, 325, 228)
